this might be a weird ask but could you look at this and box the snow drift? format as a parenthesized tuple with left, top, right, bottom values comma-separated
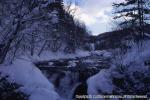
(0, 59, 59, 100)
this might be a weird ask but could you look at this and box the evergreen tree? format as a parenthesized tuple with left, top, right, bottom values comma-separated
(113, 0, 150, 39)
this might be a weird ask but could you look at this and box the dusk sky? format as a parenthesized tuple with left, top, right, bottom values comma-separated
(67, 0, 125, 35)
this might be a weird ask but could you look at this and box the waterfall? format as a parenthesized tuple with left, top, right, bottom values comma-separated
(90, 43, 95, 51)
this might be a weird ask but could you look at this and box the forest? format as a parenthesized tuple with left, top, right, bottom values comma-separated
(0, 0, 150, 100)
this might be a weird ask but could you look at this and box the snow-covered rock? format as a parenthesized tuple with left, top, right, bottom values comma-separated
(87, 69, 113, 95)
(0, 59, 59, 100)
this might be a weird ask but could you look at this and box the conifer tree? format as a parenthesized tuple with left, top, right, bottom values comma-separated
(113, 0, 150, 38)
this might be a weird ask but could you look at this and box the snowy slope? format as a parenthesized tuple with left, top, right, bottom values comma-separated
(0, 59, 59, 100)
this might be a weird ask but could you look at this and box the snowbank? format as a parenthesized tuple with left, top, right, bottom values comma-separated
(0, 59, 59, 100)
(87, 69, 113, 95)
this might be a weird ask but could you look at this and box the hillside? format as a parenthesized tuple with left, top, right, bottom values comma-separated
(0, 0, 89, 64)
(86, 25, 150, 50)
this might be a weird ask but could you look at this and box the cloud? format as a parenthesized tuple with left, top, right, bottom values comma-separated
(74, 6, 97, 25)
(69, 0, 125, 35)
(73, 5, 112, 25)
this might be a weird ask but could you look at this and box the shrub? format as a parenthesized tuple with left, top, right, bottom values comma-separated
(0, 74, 29, 100)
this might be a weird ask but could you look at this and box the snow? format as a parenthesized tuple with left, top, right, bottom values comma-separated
(121, 40, 150, 66)
(67, 61, 77, 67)
(87, 69, 113, 95)
(118, 40, 150, 74)
(90, 50, 112, 57)
(144, 33, 150, 37)
(32, 7, 40, 16)
(28, 50, 89, 62)
(87, 40, 150, 100)
(28, 50, 111, 62)
(50, 10, 59, 24)
(0, 59, 59, 100)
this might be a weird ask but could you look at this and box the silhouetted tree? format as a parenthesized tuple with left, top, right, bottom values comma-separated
(113, 0, 150, 41)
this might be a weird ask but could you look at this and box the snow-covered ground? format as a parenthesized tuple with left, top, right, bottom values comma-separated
(87, 69, 113, 95)
(26, 50, 111, 62)
(0, 59, 59, 100)
(87, 40, 150, 100)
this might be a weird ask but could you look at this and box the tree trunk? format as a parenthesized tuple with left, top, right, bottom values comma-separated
(0, 21, 20, 64)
